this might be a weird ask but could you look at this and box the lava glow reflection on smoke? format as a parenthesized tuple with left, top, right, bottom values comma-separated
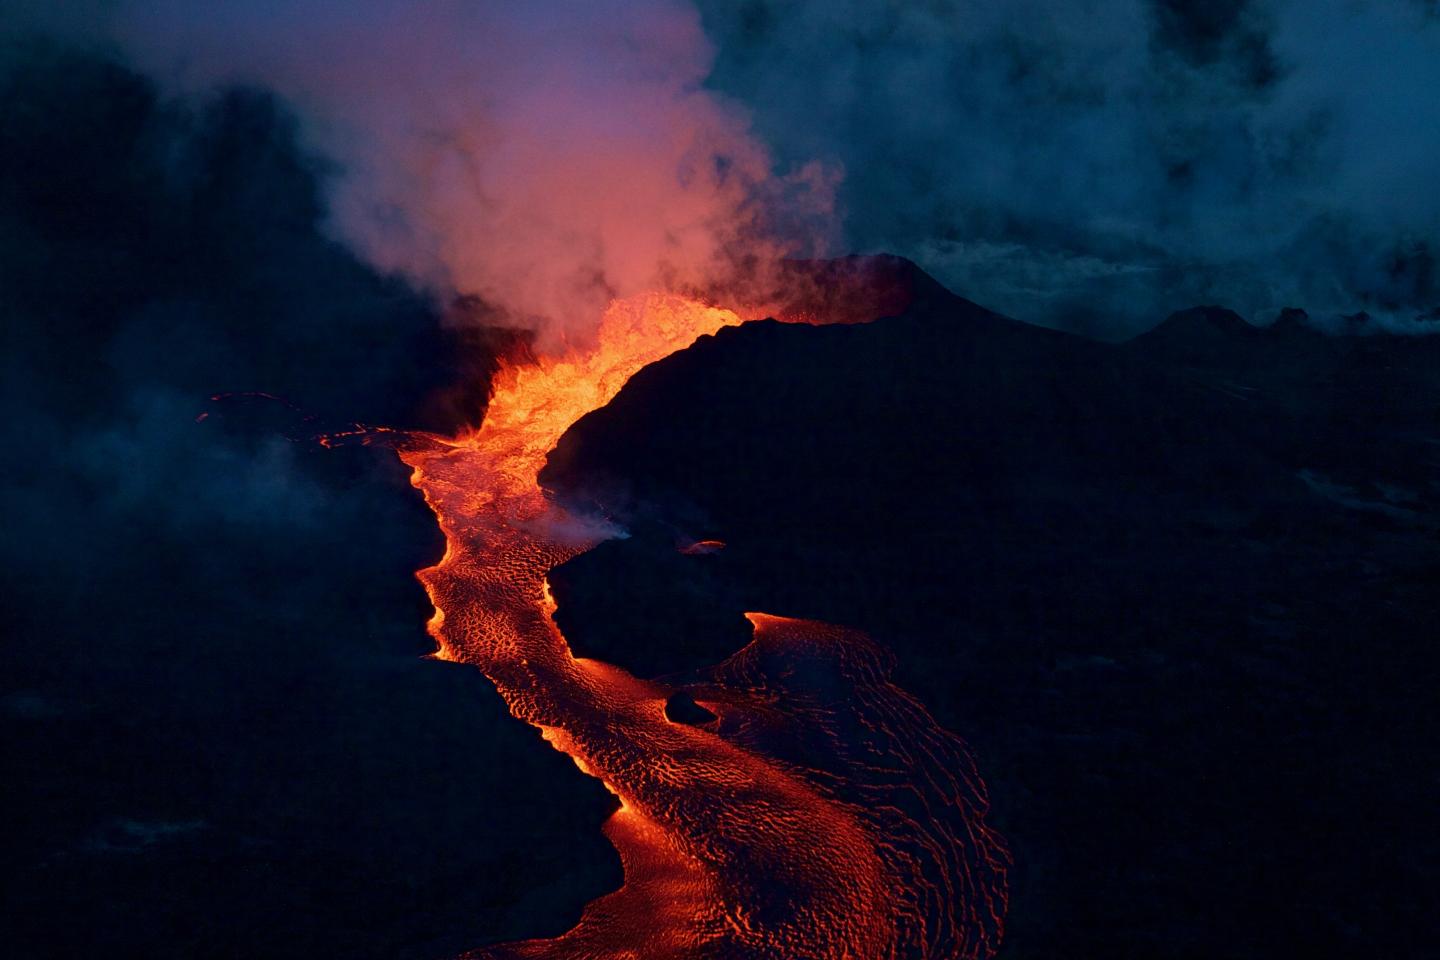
(398, 293, 1009, 959)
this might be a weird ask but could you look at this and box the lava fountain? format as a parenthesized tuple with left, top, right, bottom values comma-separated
(396, 292, 1009, 958)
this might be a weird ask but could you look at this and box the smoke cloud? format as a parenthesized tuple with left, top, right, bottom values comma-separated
(696, 0, 1440, 335)
(10, 0, 1440, 342)
(17, 0, 834, 350)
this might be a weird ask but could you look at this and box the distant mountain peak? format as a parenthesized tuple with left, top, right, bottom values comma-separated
(1124, 305, 1269, 363)
(1147, 305, 1259, 340)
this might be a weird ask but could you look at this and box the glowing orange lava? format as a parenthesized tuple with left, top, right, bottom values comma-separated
(398, 293, 1009, 958)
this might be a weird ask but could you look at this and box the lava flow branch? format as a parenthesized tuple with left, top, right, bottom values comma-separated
(396, 292, 1009, 959)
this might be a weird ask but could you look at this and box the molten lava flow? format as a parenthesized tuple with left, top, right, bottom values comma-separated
(399, 293, 1009, 959)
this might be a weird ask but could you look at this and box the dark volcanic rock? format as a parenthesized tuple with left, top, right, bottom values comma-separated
(1272, 306, 1313, 333)
(1132, 303, 1262, 348)
(663, 691, 718, 726)
(541, 259, 1440, 959)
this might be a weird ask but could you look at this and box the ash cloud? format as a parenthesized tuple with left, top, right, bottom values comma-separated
(695, 0, 1440, 335)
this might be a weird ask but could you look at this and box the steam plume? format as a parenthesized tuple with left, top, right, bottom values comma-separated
(25, 0, 836, 350)
(12, 0, 1440, 338)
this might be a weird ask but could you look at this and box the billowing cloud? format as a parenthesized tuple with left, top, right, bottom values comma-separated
(40, 0, 834, 349)
(9, 0, 1439, 342)
(696, 0, 1440, 334)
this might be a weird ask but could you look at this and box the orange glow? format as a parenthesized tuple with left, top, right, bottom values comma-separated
(679, 539, 727, 555)
(454, 293, 743, 494)
(397, 293, 1008, 958)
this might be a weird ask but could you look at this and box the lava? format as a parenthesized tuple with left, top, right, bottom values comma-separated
(398, 292, 1009, 958)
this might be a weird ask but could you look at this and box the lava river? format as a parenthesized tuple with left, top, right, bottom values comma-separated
(394, 293, 1009, 959)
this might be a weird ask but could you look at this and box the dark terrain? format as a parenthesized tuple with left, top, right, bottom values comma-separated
(544, 258, 1440, 959)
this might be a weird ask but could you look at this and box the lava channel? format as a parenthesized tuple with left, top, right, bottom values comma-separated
(396, 293, 1009, 959)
